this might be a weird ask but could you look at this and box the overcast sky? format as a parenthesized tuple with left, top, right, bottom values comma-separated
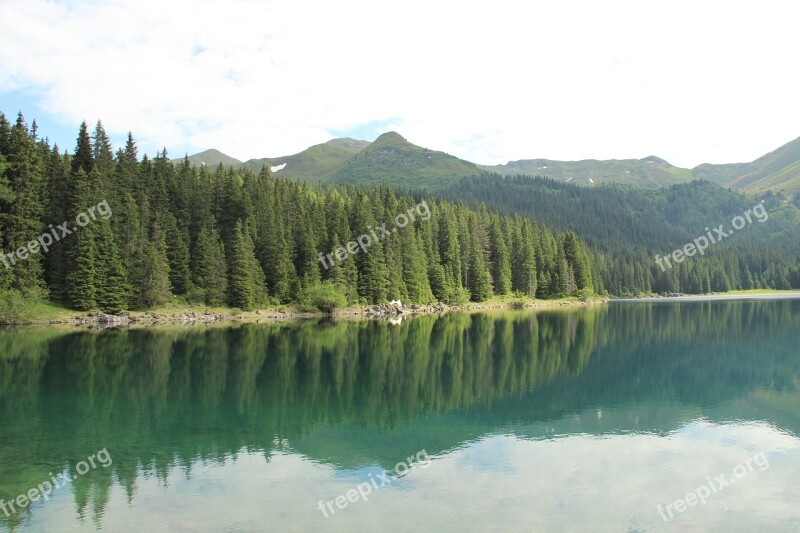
(1, 0, 799, 167)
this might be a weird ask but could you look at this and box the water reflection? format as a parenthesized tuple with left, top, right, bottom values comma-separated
(0, 300, 798, 530)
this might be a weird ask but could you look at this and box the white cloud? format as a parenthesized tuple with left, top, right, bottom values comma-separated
(1, 0, 799, 167)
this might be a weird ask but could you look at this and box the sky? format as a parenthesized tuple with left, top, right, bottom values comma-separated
(1, 0, 799, 168)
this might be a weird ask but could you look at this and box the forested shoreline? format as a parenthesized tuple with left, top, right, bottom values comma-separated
(0, 114, 595, 317)
(2, 113, 798, 322)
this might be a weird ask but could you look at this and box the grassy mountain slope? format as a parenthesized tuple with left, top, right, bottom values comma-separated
(324, 137, 370, 153)
(480, 156, 693, 189)
(482, 136, 800, 199)
(693, 135, 800, 201)
(174, 148, 242, 167)
(330, 132, 484, 189)
(746, 158, 800, 199)
(180, 133, 800, 200)
(240, 140, 363, 182)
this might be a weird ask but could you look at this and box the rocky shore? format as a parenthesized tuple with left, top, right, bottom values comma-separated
(67, 309, 298, 328)
(345, 298, 607, 320)
(30, 297, 608, 329)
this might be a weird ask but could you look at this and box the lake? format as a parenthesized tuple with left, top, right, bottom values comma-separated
(1, 299, 799, 531)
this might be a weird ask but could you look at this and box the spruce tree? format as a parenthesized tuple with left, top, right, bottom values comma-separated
(1, 114, 46, 294)
(194, 225, 228, 306)
(139, 225, 171, 308)
(0, 154, 13, 291)
(511, 220, 537, 298)
(401, 225, 434, 303)
(65, 172, 98, 310)
(71, 121, 93, 175)
(467, 227, 491, 302)
(489, 218, 512, 296)
(95, 221, 131, 312)
(227, 221, 266, 310)
(437, 206, 462, 302)
(163, 212, 192, 295)
(563, 231, 593, 294)
(351, 195, 388, 303)
(44, 146, 70, 302)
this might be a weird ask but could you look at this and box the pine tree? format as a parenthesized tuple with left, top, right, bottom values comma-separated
(163, 212, 191, 295)
(71, 121, 93, 175)
(489, 218, 512, 296)
(294, 211, 320, 291)
(563, 231, 593, 294)
(1, 115, 46, 293)
(227, 221, 266, 310)
(95, 221, 131, 312)
(92, 121, 114, 177)
(352, 194, 388, 303)
(401, 225, 434, 303)
(139, 225, 171, 308)
(43, 146, 70, 301)
(467, 226, 491, 302)
(65, 172, 98, 310)
(194, 225, 228, 306)
(511, 220, 537, 298)
(0, 153, 13, 291)
(437, 206, 462, 302)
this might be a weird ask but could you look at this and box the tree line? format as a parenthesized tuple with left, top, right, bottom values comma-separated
(444, 175, 800, 295)
(0, 114, 595, 313)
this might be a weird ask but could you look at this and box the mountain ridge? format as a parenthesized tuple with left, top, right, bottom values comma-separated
(180, 133, 800, 199)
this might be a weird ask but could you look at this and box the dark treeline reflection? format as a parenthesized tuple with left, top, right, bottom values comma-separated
(466, 300, 800, 433)
(1, 300, 799, 528)
(0, 310, 598, 528)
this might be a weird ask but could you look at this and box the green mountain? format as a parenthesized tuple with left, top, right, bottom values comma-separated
(484, 135, 800, 200)
(329, 131, 484, 189)
(324, 137, 370, 153)
(694, 135, 800, 200)
(239, 138, 367, 183)
(175, 148, 242, 167)
(480, 155, 693, 189)
(181, 133, 800, 201)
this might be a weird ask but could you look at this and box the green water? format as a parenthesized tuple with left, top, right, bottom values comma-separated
(1, 300, 799, 532)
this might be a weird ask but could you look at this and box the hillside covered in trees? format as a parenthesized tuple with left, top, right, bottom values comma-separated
(443, 175, 800, 295)
(0, 114, 595, 316)
(2, 113, 799, 318)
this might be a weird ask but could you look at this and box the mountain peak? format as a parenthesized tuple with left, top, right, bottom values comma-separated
(641, 155, 669, 165)
(374, 131, 407, 143)
(330, 132, 480, 189)
(173, 148, 242, 167)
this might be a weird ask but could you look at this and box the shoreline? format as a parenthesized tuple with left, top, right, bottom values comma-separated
(612, 290, 800, 303)
(7, 288, 799, 329)
(1, 296, 610, 329)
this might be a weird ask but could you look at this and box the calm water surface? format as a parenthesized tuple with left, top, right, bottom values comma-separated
(1, 300, 799, 532)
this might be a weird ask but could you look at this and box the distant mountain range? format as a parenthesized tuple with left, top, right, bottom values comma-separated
(480, 155, 693, 188)
(176, 132, 800, 200)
